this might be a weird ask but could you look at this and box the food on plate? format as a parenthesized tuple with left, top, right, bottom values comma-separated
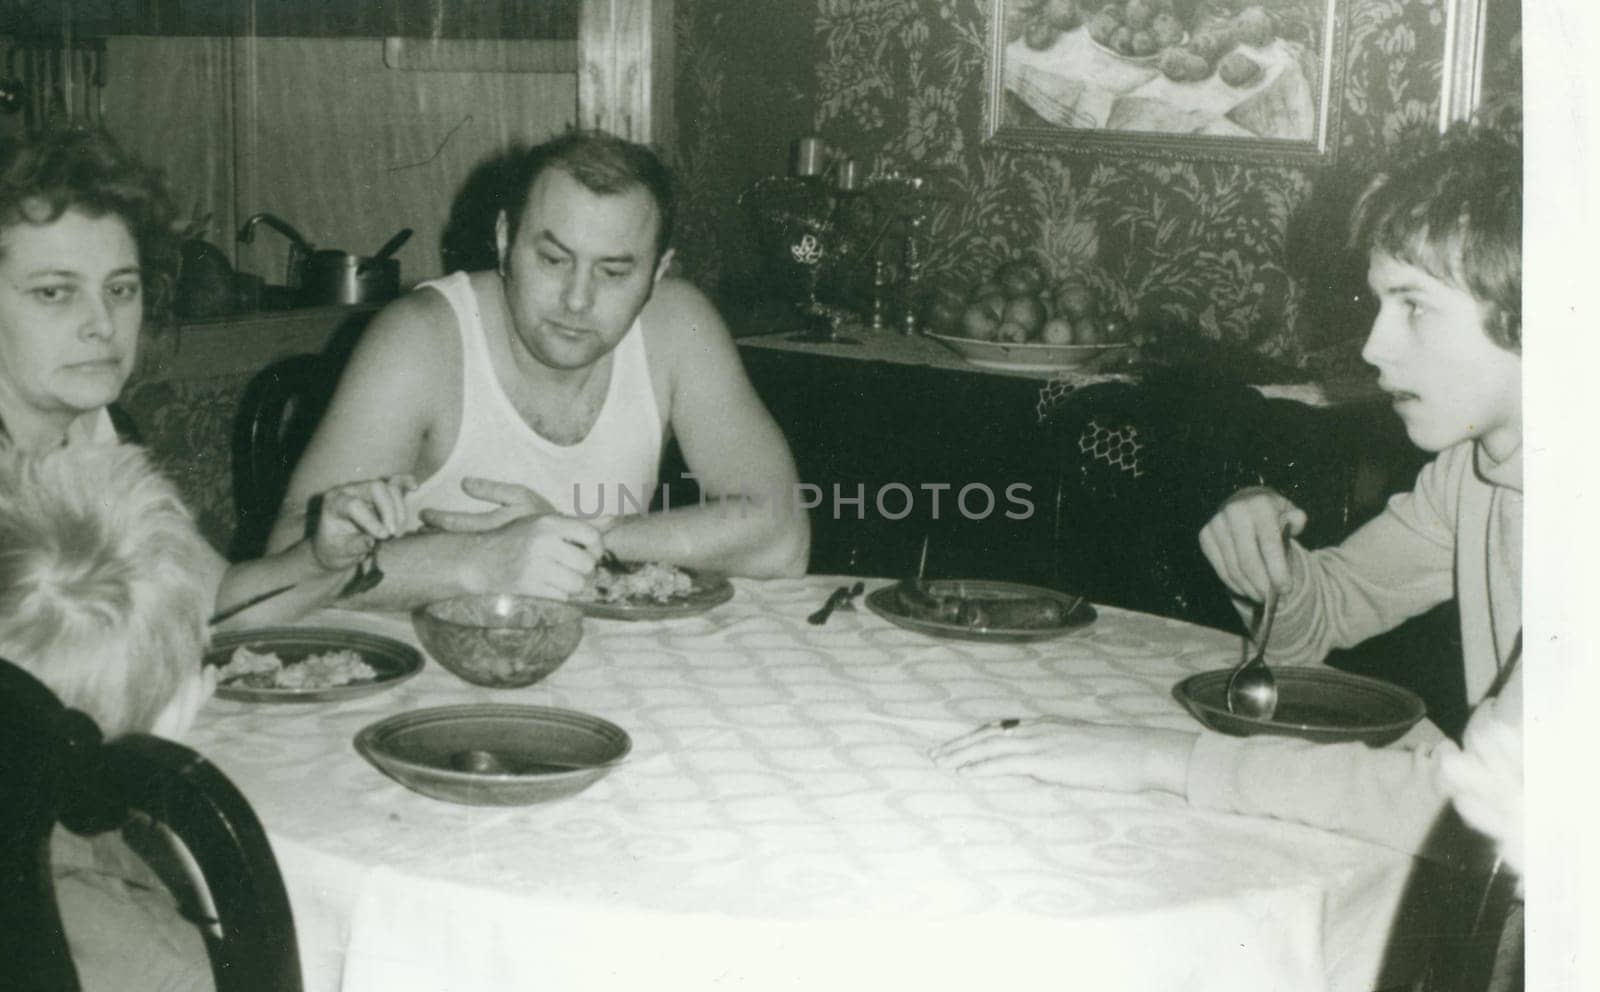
(1087, 9, 1120, 45)
(995, 320, 1031, 344)
(960, 291, 1007, 341)
(584, 561, 695, 604)
(1052, 280, 1097, 320)
(1217, 51, 1262, 87)
(995, 259, 1046, 299)
(1232, 5, 1274, 47)
(920, 285, 968, 336)
(893, 583, 1068, 630)
(1150, 12, 1184, 47)
(1122, 0, 1155, 30)
(1041, 317, 1076, 345)
(1042, 0, 1080, 32)
(1002, 294, 1048, 336)
(1186, 33, 1231, 68)
(1158, 46, 1212, 82)
(1024, 19, 1060, 50)
(945, 261, 1126, 352)
(218, 645, 377, 690)
(1010, 0, 1079, 49)
(970, 279, 1005, 302)
(1072, 316, 1104, 344)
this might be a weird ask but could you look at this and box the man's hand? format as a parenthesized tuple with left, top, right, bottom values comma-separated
(311, 475, 415, 571)
(1198, 486, 1308, 602)
(420, 477, 559, 533)
(468, 514, 605, 600)
(931, 718, 1197, 795)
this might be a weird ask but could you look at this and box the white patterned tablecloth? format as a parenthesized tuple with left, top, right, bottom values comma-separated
(187, 577, 1421, 992)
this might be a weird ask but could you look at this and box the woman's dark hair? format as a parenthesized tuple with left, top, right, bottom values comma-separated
(501, 129, 676, 262)
(1350, 125, 1522, 350)
(0, 128, 179, 321)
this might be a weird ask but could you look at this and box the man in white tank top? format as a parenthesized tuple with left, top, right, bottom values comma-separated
(267, 131, 809, 609)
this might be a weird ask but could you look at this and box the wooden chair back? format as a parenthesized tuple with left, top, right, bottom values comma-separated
(0, 658, 302, 991)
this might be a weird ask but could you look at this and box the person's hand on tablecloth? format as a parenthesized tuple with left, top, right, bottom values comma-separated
(1199, 486, 1309, 603)
(932, 718, 1198, 796)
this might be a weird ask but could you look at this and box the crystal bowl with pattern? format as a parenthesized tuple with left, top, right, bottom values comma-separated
(411, 594, 584, 688)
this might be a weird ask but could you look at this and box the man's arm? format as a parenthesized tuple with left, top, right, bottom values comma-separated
(264, 290, 601, 607)
(601, 280, 809, 578)
(265, 291, 443, 554)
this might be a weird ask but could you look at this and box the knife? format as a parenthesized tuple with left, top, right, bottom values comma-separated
(207, 583, 298, 627)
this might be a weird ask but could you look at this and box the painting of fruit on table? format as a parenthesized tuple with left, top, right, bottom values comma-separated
(985, 0, 1344, 162)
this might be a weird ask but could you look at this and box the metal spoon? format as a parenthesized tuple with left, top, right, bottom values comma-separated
(1226, 590, 1280, 719)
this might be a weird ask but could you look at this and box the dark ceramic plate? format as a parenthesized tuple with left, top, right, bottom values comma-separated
(1174, 667, 1427, 746)
(865, 579, 1096, 642)
(206, 627, 424, 703)
(354, 704, 632, 806)
(575, 568, 734, 621)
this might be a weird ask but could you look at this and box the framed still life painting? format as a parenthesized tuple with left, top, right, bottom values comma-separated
(982, 0, 1347, 164)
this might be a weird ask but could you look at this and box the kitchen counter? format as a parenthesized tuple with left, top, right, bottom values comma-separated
(137, 304, 381, 379)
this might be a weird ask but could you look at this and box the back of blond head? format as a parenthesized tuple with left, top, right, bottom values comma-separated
(0, 443, 212, 736)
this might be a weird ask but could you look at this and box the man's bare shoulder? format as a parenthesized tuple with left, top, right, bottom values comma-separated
(641, 277, 730, 352)
(356, 281, 459, 364)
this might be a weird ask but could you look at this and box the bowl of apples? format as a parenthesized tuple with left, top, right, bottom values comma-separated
(922, 259, 1134, 372)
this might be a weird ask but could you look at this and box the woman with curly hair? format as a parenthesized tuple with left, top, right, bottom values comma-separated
(0, 128, 412, 627)
(0, 127, 178, 450)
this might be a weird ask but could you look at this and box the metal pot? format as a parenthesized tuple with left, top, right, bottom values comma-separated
(300, 250, 399, 306)
(297, 228, 414, 306)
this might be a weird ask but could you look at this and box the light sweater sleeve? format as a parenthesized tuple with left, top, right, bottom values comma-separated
(1186, 730, 1460, 857)
(1265, 444, 1466, 666)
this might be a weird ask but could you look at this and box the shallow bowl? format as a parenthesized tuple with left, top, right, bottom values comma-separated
(1174, 667, 1427, 746)
(412, 594, 583, 688)
(924, 331, 1134, 372)
(354, 704, 630, 806)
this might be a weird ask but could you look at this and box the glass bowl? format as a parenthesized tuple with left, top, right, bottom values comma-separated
(411, 594, 583, 688)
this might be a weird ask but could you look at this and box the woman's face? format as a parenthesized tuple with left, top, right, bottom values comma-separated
(0, 207, 143, 437)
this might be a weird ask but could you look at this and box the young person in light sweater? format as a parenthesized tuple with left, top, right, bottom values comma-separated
(935, 126, 1523, 875)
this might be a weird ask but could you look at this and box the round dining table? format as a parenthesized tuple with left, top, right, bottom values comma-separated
(187, 575, 1432, 992)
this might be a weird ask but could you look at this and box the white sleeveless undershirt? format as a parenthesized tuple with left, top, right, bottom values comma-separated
(404, 272, 663, 519)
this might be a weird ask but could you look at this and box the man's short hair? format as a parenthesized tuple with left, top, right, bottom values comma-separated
(502, 129, 677, 262)
(1351, 125, 1522, 350)
(0, 127, 180, 321)
(0, 444, 212, 737)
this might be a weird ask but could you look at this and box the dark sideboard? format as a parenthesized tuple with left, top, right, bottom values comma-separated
(730, 329, 1468, 738)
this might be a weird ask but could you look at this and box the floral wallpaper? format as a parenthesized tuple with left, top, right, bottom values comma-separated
(672, 0, 1517, 375)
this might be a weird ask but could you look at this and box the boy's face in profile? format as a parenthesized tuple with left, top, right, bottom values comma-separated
(1362, 251, 1522, 461)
